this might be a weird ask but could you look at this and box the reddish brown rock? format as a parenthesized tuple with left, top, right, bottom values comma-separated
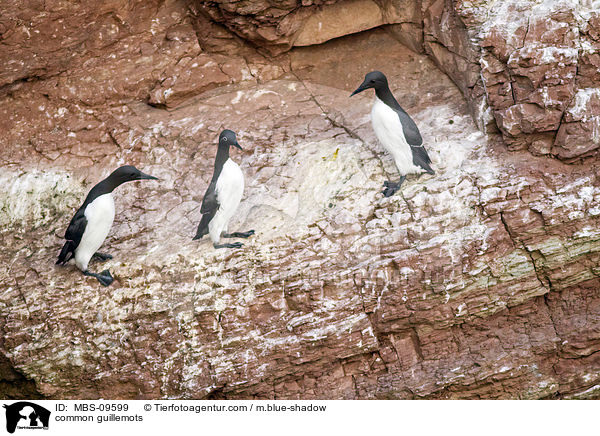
(148, 53, 231, 108)
(186, 0, 600, 161)
(1, 0, 600, 401)
(191, 0, 423, 55)
(423, 0, 486, 124)
(456, 0, 599, 159)
(552, 88, 600, 159)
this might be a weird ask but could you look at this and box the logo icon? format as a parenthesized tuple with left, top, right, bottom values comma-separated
(2, 402, 50, 434)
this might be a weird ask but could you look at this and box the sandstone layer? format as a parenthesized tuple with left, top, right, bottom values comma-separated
(1, 0, 599, 399)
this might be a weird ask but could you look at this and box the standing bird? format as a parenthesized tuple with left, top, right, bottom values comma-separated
(193, 129, 254, 249)
(351, 71, 435, 197)
(56, 165, 158, 286)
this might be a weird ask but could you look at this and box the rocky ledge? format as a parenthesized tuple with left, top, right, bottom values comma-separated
(0, 0, 599, 399)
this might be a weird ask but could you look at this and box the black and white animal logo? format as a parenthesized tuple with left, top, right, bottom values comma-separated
(351, 70, 435, 197)
(3, 402, 50, 433)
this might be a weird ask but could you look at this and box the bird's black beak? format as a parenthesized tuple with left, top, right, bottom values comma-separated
(234, 142, 243, 150)
(350, 82, 368, 97)
(137, 171, 159, 181)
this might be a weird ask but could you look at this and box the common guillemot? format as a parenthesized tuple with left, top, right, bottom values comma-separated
(56, 165, 158, 286)
(193, 129, 254, 249)
(351, 71, 435, 197)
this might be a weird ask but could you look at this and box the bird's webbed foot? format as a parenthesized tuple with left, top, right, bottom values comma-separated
(213, 242, 244, 249)
(93, 252, 113, 262)
(83, 269, 114, 287)
(382, 176, 406, 197)
(223, 230, 255, 239)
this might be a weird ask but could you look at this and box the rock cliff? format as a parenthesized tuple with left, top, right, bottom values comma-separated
(1, 0, 599, 399)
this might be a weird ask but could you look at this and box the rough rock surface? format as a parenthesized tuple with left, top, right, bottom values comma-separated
(456, 0, 600, 160)
(191, 0, 422, 54)
(190, 0, 600, 161)
(1, 0, 600, 400)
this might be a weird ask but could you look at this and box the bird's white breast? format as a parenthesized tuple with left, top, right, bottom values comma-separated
(74, 193, 115, 271)
(209, 158, 245, 243)
(371, 96, 423, 175)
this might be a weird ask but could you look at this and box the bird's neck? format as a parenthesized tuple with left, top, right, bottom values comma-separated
(97, 173, 128, 193)
(375, 86, 401, 111)
(83, 179, 115, 207)
(212, 145, 230, 182)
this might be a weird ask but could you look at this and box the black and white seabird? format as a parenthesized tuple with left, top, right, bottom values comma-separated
(193, 129, 254, 249)
(56, 165, 158, 286)
(351, 71, 435, 197)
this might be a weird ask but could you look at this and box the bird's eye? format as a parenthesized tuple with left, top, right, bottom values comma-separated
(370, 80, 375, 84)
(223, 137, 228, 142)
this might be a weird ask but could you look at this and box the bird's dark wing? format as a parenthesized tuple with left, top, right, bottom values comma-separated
(193, 182, 220, 240)
(57, 208, 87, 264)
(64, 209, 87, 246)
(394, 108, 435, 175)
(200, 182, 219, 214)
(395, 109, 423, 146)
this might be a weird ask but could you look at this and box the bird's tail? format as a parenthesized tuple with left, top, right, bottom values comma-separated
(416, 160, 435, 175)
(420, 153, 435, 175)
(56, 240, 75, 265)
(411, 145, 435, 175)
(193, 214, 211, 240)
